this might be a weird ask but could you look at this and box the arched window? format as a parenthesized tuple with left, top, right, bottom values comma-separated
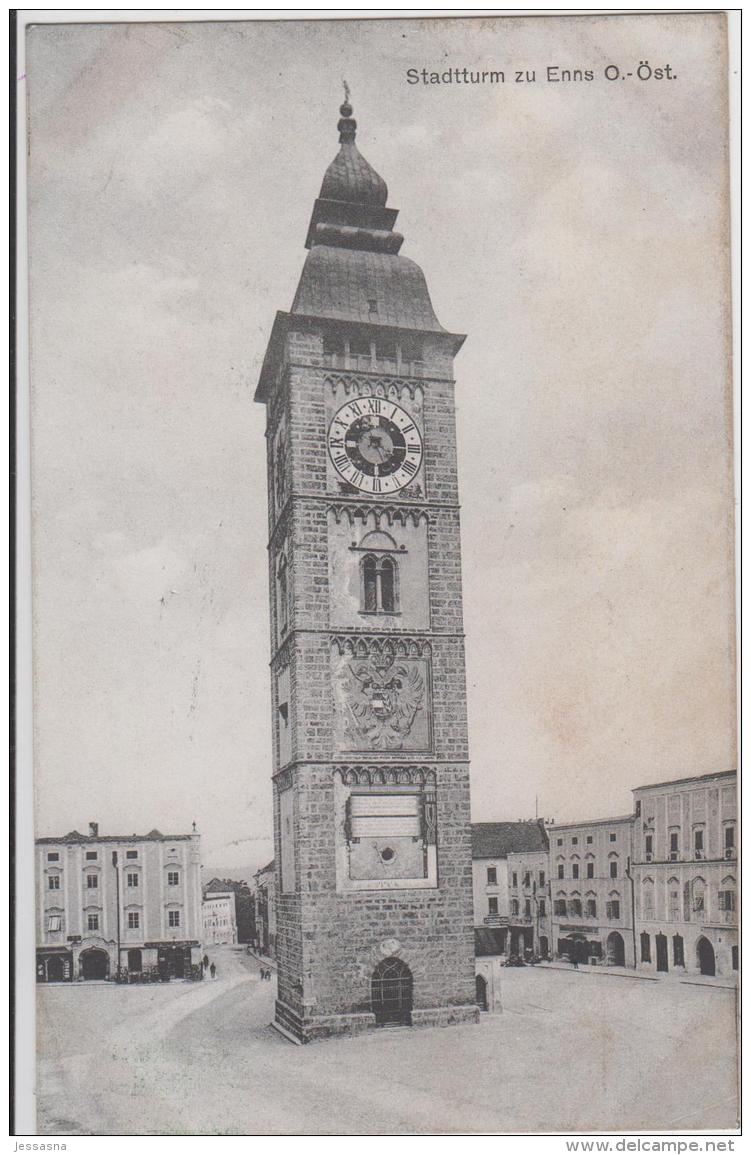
(360, 554, 399, 614)
(277, 553, 289, 633)
(363, 555, 378, 611)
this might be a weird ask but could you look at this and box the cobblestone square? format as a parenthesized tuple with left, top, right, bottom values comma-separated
(37, 945, 738, 1135)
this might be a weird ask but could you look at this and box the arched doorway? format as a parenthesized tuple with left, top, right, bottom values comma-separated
(697, 936, 716, 977)
(606, 931, 625, 967)
(80, 948, 109, 980)
(475, 974, 488, 1011)
(655, 933, 669, 973)
(371, 957, 413, 1027)
(127, 949, 142, 973)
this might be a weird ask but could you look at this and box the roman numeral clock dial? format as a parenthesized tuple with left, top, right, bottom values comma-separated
(327, 398, 423, 494)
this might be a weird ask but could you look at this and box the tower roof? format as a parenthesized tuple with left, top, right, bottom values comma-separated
(304, 94, 402, 255)
(255, 96, 465, 403)
(319, 98, 388, 208)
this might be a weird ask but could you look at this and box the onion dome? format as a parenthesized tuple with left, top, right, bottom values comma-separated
(319, 99, 388, 207)
(304, 94, 402, 254)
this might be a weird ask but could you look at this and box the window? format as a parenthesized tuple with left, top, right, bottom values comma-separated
(127, 912, 140, 929)
(523, 872, 531, 888)
(168, 910, 181, 927)
(554, 899, 566, 916)
(86, 875, 98, 889)
(572, 863, 579, 880)
(640, 932, 651, 963)
(642, 883, 654, 919)
(277, 554, 288, 632)
(725, 826, 735, 856)
(488, 897, 498, 915)
(569, 898, 582, 917)
(606, 900, 620, 920)
(85, 851, 98, 860)
(361, 555, 398, 613)
(669, 831, 679, 859)
(719, 889, 736, 912)
(610, 861, 618, 879)
(349, 333, 371, 357)
(127, 873, 139, 887)
(692, 881, 705, 913)
(511, 872, 518, 888)
(87, 914, 99, 931)
(571, 837, 578, 846)
(539, 899, 546, 916)
(126, 850, 138, 860)
(557, 838, 563, 847)
(48, 875, 60, 890)
(47, 914, 62, 932)
(694, 828, 704, 858)
(668, 887, 680, 920)
(587, 861, 594, 879)
(375, 338, 396, 359)
(486, 866, 497, 885)
(539, 871, 545, 886)
(510, 899, 519, 916)
(47, 852, 59, 862)
(635, 800, 641, 816)
(167, 871, 179, 887)
(587, 898, 597, 918)
(645, 835, 653, 858)
(323, 333, 345, 357)
(586, 835, 593, 844)
(609, 833, 617, 842)
(557, 864, 564, 880)
(401, 338, 422, 364)
(524, 899, 531, 918)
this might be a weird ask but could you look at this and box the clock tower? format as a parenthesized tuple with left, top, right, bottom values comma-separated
(255, 97, 477, 1042)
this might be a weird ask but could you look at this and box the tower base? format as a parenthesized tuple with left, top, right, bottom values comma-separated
(274, 998, 479, 1044)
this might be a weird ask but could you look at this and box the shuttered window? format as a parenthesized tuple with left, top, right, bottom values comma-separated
(349, 794, 420, 839)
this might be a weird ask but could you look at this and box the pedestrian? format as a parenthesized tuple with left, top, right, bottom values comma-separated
(210, 962, 217, 980)
(572, 951, 579, 970)
(203, 954, 209, 970)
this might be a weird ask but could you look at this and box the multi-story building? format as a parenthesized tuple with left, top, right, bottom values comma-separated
(254, 859, 276, 959)
(631, 770, 737, 978)
(471, 821, 549, 958)
(36, 822, 203, 982)
(507, 845, 552, 959)
(202, 882, 238, 946)
(549, 814, 635, 967)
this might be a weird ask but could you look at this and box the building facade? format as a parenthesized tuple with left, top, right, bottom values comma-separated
(472, 821, 550, 958)
(548, 815, 635, 967)
(254, 98, 477, 1041)
(631, 770, 737, 978)
(254, 859, 276, 959)
(36, 823, 203, 981)
(202, 884, 238, 946)
(507, 847, 552, 959)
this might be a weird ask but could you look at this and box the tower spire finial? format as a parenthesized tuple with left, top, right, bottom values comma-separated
(338, 82, 356, 142)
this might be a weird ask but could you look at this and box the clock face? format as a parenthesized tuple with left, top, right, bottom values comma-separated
(327, 398, 423, 494)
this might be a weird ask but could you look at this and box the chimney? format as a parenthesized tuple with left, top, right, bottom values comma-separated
(89, 822, 99, 838)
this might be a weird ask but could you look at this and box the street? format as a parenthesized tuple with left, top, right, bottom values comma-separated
(37, 946, 738, 1134)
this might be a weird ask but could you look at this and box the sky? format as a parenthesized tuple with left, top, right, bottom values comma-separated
(25, 13, 735, 872)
